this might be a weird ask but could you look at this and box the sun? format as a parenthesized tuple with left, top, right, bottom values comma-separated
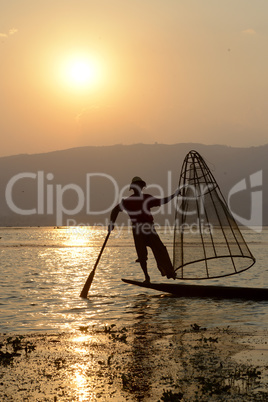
(69, 60, 92, 84)
(59, 53, 102, 91)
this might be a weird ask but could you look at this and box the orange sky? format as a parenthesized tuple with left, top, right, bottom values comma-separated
(1, 0, 268, 156)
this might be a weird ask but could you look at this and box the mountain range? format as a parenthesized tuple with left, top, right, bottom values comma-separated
(0, 143, 267, 227)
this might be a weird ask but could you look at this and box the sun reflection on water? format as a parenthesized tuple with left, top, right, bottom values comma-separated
(67, 331, 115, 401)
(63, 226, 93, 247)
(73, 334, 91, 344)
(72, 369, 92, 402)
(64, 226, 107, 245)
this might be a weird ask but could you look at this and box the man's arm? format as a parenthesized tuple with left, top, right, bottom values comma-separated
(108, 203, 122, 232)
(159, 188, 180, 205)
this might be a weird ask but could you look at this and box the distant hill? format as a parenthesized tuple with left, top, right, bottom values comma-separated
(0, 143, 267, 227)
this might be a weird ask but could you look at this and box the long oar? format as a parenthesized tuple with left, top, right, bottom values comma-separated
(80, 231, 110, 298)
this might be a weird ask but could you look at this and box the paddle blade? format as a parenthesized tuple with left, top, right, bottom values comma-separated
(80, 268, 96, 298)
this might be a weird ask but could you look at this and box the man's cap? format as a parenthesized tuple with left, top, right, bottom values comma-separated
(129, 176, 146, 190)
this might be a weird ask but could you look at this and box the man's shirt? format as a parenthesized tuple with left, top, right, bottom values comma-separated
(120, 193, 161, 224)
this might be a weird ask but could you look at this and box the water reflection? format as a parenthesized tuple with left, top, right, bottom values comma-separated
(125, 296, 155, 400)
(68, 333, 98, 401)
(1, 227, 268, 399)
(1, 318, 265, 401)
(58, 293, 266, 401)
(72, 369, 91, 402)
(1, 226, 268, 334)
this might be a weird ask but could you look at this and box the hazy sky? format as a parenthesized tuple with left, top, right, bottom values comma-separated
(1, 0, 268, 156)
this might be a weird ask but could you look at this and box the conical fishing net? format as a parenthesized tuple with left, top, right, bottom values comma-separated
(173, 150, 255, 279)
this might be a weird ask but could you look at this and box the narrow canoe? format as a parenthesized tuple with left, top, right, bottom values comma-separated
(121, 279, 268, 301)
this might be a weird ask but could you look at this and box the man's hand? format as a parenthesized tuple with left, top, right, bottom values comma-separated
(108, 222, 115, 233)
(175, 187, 181, 197)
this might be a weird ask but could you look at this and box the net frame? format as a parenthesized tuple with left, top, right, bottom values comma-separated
(173, 150, 256, 280)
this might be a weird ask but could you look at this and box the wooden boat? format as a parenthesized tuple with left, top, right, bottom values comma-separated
(122, 279, 268, 301)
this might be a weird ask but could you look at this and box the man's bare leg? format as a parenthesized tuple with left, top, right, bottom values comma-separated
(140, 262, 150, 283)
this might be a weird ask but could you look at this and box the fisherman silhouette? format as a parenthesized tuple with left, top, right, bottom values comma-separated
(109, 176, 178, 283)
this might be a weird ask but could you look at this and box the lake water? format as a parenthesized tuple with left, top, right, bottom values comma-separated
(0, 226, 267, 333)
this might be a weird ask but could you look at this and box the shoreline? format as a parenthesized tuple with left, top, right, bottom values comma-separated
(1, 324, 267, 401)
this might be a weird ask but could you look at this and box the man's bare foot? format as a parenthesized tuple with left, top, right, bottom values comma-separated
(167, 272, 176, 280)
(143, 277, 150, 284)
